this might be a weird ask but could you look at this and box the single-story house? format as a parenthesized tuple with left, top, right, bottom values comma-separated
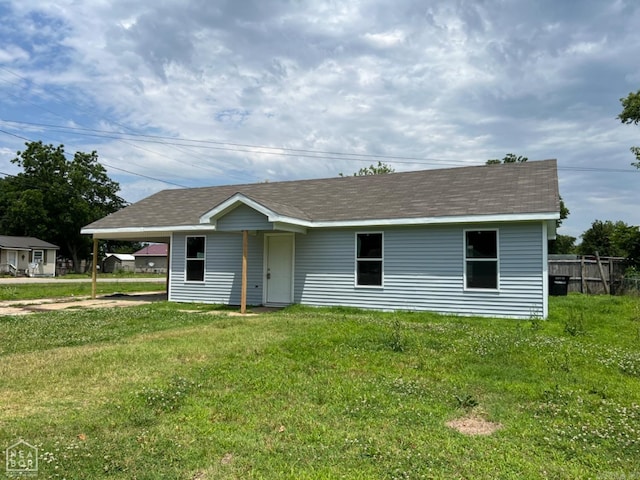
(102, 253, 136, 273)
(82, 160, 560, 318)
(0, 235, 59, 277)
(133, 244, 168, 273)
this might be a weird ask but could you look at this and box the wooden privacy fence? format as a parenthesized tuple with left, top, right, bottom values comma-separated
(548, 255, 628, 295)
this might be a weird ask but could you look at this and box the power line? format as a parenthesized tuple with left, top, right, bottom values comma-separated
(3, 119, 639, 174)
(0, 68, 251, 180)
(556, 166, 639, 173)
(100, 163, 188, 188)
(0, 118, 462, 166)
(0, 129, 188, 188)
(3, 67, 637, 175)
(0, 170, 17, 178)
(2, 66, 638, 176)
(1, 66, 210, 187)
(0, 128, 31, 142)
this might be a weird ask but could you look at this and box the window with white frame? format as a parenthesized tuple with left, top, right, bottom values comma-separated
(32, 250, 44, 264)
(356, 233, 383, 286)
(465, 230, 498, 289)
(185, 236, 205, 282)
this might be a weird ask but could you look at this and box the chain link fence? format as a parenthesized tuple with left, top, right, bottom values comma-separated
(620, 274, 640, 295)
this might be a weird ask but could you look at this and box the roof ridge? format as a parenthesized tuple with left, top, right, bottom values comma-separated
(154, 159, 557, 193)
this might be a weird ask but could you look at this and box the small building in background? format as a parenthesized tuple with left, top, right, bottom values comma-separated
(133, 244, 168, 274)
(102, 253, 136, 273)
(0, 235, 59, 277)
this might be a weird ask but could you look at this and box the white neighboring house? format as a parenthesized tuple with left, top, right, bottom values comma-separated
(102, 253, 136, 273)
(0, 235, 59, 277)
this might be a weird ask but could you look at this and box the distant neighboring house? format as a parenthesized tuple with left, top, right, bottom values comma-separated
(0, 235, 59, 277)
(102, 253, 136, 273)
(133, 244, 168, 273)
(82, 160, 560, 318)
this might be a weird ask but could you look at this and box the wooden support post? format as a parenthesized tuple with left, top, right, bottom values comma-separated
(91, 237, 98, 299)
(580, 255, 586, 294)
(241, 230, 248, 314)
(595, 251, 610, 295)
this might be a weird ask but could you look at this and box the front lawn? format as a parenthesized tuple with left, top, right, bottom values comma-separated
(0, 295, 639, 479)
(59, 272, 166, 279)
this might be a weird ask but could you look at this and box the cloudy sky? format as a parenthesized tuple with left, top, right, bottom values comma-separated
(1, 0, 639, 239)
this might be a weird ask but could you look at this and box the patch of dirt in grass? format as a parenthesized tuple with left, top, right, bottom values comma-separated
(446, 415, 503, 436)
(0, 292, 166, 315)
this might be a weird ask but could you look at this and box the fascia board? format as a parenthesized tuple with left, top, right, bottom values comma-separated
(83, 212, 559, 237)
(272, 222, 308, 234)
(269, 211, 561, 228)
(81, 225, 215, 236)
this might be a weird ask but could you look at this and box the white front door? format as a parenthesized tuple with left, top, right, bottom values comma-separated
(265, 234, 294, 305)
(7, 250, 17, 268)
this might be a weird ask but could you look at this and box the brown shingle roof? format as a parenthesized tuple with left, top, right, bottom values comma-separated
(0, 235, 59, 250)
(83, 159, 559, 230)
(133, 244, 168, 256)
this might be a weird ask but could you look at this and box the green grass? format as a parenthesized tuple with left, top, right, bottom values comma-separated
(1, 295, 639, 479)
(0, 281, 165, 301)
(59, 272, 166, 279)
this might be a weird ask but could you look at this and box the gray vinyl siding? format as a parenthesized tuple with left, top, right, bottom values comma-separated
(169, 221, 546, 318)
(216, 205, 271, 231)
(294, 222, 546, 319)
(169, 231, 264, 305)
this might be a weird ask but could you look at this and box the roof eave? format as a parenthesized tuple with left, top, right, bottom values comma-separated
(286, 212, 561, 228)
(83, 211, 560, 238)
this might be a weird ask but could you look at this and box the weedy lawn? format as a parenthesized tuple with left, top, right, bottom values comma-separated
(0, 295, 639, 479)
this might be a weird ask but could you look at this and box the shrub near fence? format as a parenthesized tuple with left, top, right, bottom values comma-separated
(548, 255, 627, 294)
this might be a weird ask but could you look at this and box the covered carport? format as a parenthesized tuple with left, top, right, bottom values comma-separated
(83, 229, 253, 314)
(85, 231, 171, 301)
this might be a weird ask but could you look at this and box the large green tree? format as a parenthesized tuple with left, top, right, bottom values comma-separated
(578, 220, 640, 268)
(0, 141, 126, 272)
(549, 234, 576, 255)
(618, 89, 640, 168)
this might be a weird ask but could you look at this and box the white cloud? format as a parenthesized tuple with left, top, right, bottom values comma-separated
(0, 45, 29, 63)
(362, 30, 406, 48)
